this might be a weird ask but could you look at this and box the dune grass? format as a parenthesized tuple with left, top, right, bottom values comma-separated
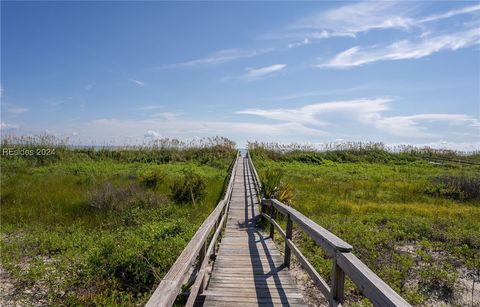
(250, 144, 480, 306)
(0, 137, 236, 305)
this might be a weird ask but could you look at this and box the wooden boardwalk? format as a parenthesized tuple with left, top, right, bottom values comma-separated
(198, 157, 306, 306)
(147, 152, 411, 307)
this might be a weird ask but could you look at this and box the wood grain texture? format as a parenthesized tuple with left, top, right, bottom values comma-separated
(199, 157, 307, 306)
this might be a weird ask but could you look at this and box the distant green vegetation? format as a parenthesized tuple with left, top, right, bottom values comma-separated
(250, 142, 480, 306)
(0, 136, 236, 305)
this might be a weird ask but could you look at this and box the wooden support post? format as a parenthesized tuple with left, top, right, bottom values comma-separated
(198, 241, 207, 292)
(330, 256, 345, 306)
(284, 214, 293, 268)
(269, 201, 276, 239)
(261, 198, 267, 215)
(212, 219, 219, 258)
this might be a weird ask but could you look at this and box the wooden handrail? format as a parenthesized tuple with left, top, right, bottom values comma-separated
(146, 151, 240, 307)
(247, 151, 411, 307)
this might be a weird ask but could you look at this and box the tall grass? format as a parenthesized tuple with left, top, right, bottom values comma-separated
(248, 141, 480, 164)
(0, 135, 236, 305)
(250, 143, 480, 306)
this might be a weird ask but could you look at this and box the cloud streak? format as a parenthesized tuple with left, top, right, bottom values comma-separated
(223, 64, 287, 82)
(318, 27, 480, 68)
(266, 2, 480, 50)
(129, 79, 145, 86)
(237, 98, 479, 138)
(238, 98, 389, 126)
(151, 48, 272, 70)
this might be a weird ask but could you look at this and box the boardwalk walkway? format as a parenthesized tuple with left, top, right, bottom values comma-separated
(198, 157, 306, 306)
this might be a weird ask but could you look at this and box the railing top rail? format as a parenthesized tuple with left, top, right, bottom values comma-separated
(337, 252, 410, 306)
(246, 150, 262, 191)
(146, 151, 239, 307)
(270, 199, 352, 254)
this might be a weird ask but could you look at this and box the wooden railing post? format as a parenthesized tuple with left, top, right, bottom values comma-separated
(330, 256, 345, 306)
(284, 214, 293, 268)
(198, 241, 207, 292)
(269, 200, 276, 239)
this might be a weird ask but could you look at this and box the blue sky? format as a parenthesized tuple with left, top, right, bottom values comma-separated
(1, 1, 479, 149)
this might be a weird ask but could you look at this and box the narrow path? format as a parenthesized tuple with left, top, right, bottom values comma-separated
(199, 157, 306, 306)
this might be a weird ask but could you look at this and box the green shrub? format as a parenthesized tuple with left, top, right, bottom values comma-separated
(139, 169, 166, 188)
(170, 169, 206, 204)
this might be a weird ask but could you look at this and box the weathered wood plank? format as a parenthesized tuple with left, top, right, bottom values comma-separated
(203, 156, 306, 306)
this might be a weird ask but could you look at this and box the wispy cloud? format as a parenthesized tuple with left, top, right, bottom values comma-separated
(129, 78, 145, 86)
(139, 105, 163, 111)
(418, 4, 480, 23)
(237, 98, 479, 137)
(75, 116, 326, 145)
(292, 2, 413, 35)
(238, 98, 390, 126)
(361, 113, 480, 137)
(244, 64, 286, 80)
(151, 48, 272, 70)
(318, 27, 480, 68)
(6, 106, 30, 114)
(266, 2, 480, 48)
(224, 64, 287, 82)
(84, 84, 93, 91)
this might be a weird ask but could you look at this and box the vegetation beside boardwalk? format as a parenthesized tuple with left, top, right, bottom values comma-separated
(0, 135, 236, 305)
(250, 142, 480, 306)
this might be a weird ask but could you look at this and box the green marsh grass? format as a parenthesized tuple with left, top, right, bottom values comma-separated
(250, 143, 480, 306)
(0, 136, 236, 305)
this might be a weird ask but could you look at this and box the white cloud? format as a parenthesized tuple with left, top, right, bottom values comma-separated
(0, 122, 19, 130)
(237, 98, 390, 126)
(226, 64, 287, 82)
(144, 130, 161, 140)
(361, 113, 480, 137)
(236, 98, 479, 138)
(288, 38, 311, 49)
(84, 84, 93, 91)
(318, 27, 480, 68)
(245, 64, 286, 79)
(418, 4, 480, 23)
(292, 2, 414, 35)
(48, 115, 326, 146)
(129, 79, 145, 86)
(152, 48, 272, 69)
(266, 2, 480, 49)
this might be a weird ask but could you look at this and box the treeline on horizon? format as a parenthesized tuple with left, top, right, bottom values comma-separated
(248, 141, 480, 164)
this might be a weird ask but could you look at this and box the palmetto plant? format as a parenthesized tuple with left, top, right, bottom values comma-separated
(261, 168, 294, 204)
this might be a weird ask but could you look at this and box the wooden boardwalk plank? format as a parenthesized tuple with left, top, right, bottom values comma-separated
(199, 157, 306, 306)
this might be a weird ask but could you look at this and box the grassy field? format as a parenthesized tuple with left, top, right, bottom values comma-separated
(250, 144, 480, 306)
(0, 137, 236, 305)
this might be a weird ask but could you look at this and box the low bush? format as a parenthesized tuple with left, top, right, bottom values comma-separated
(88, 183, 168, 212)
(138, 169, 166, 188)
(170, 169, 206, 204)
(261, 168, 295, 203)
(426, 175, 480, 201)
